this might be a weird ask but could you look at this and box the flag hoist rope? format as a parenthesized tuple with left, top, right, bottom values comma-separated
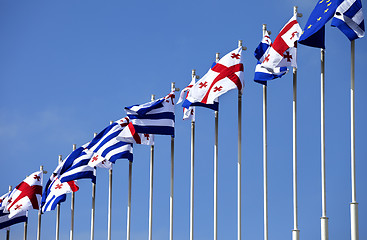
(56, 155, 62, 240)
(292, 6, 302, 240)
(148, 94, 155, 240)
(350, 39, 359, 240)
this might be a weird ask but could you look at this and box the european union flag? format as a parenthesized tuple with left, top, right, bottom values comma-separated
(299, 0, 343, 48)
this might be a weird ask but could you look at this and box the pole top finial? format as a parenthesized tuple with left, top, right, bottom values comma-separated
(294, 6, 303, 18)
(151, 94, 155, 101)
(40, 165, 47, 174)
(73, 144, 76, 151)
(216, 53, 220, 62)
(58, 155, 62, 163)
(8, 185, 12, 192)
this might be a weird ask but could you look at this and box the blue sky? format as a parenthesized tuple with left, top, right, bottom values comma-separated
(0, 0, 366, 239)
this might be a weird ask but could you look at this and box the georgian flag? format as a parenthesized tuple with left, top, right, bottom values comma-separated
(123, 91, 175, 136)
(0, 192, 27, 229)
(87, 117, 133, 167)
(41, 177, 78, 213)
(331, 0, 365, 41)
(116, 122, 154, 145)
(183, 47, 244, 107)
(177, 76, 196, 121)
(261, 16, 302, 69)
(5, 171, 43, 218)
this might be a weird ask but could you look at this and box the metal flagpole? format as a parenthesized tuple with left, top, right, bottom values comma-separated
(6, 186, 12, 240)
(108, 157, 113, 240)
(170, 82, 177, 240)
(320, 47, 329, 240)
(37, 165, 46, 240)
(190, 70, 198, 240)
(261, 24, 269, 240)
(237, 40, 245, 240)
(70, 144, 76, 240)
(213, 52, 220, 240)
(56, 155, 62, 240)
(350, 39, 359, 240)
(148, 94, 155, 240)
(292, 6, 302, 240)
(126, 161, 132, 240)
(90, 137, 97, 240)
(24, 212, 27, 240)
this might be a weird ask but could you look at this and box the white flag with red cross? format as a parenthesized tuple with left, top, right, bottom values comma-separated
(5, 171, 43, 218)
(177, 76, 196, 121)
(261, 15, 302, 69)
(183, 47, 244, 106)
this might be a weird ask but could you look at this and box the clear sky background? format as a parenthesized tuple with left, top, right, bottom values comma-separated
(0, 1, 366, 239)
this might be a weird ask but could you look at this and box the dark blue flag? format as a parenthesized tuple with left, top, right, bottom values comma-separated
(299, 0, 343, 48)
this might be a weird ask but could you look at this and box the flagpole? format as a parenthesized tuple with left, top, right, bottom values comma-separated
(190, 70, 198, 240)
(90, 143, 97, 240)
(56, 155, 62, 240)
(214, 52, 220, 240)
(170, 82, 177, 240)
(37, 165, 45, 240)
(24, 211, 27, 240)
(320, 47, 329, 240)
(148, 94, 155, 240)
(292, 6, 302, 240)
(261, 24, 269, 240)
(70, 144, 76, 240)
(237, 40, 245, 240)
(350, 39, 359, 240)
(6, 186, 12, 240)
(126, 161, 132, 240)
(108, 156, 113, 240)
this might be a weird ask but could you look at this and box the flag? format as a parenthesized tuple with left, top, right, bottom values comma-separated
(298, 0, 341, 48)
(177, 77, 196, 121)
(116, 122, 154, 145)
(123, 91, 175, 136)
(331, 0, 365, 40)
(4, 171, 43, 218)
(182, 47, 244, 109)
(0, 192, 27, 229)
(261, 16, 302, 69)
(41, 177, 79, 213)
(86, 117, 134, 167)
(254, 32, 289, 85)
(56, 146, 97, 183)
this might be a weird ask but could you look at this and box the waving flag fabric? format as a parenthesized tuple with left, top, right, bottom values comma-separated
(124, 91, 175, 136)
(0, 192, 27, 229)
(261, 16, 302, 69)
(331, 0, 365, 40)
(254, 32, 289, 85)
(183, 47, 244, 109)
(86, 117, 133, 167)
(56, 146, 97, 183)
(41, 177, 79, 213)
(116, 122, 154, 145)
(177, 77, 196, 121)
(299, 0, 342, 48)
(4, 171, 43, 218)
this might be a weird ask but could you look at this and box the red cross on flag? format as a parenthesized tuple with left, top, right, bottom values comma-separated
(117, 122, 155, 145)
(184, 46, 244, 106)
(177, 76, 196, 121)
(261, 15, 301, 69)
(5, 171, 43, 218)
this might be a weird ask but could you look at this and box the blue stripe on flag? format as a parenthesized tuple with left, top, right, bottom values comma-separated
(134, 125, 174, 136)
(0, 210, 27, 230)
(128, 112, 175, 120)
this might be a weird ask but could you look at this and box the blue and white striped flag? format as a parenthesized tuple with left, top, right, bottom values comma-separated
(254, 32, 291, 85)
(41, 177, 79, 213)
(87, 117, 133, 167)
(331, 0, 365, 41)
(0, 192, 27, 229)
(123, 91, 175, 136)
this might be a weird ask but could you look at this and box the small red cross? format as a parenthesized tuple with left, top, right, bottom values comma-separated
(91, 155, 99, 162)
(263, 54, 270, 63)
(34, 175, 41, 181)
(290, 31, 298, 40)
(199, 81, 208, 88)
(14, 204, 22, 210)
(231, 53, 241, 59)
(213, 86, 223, 92)
(55, 184, 63, 189)
(144, 134, 150, 140)
(283, 51, 292, 62)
